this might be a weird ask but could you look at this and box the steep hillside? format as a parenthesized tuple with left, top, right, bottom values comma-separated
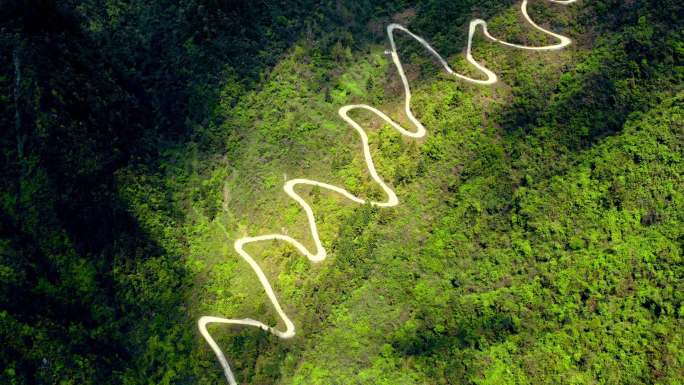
(1, 1, 682, 384)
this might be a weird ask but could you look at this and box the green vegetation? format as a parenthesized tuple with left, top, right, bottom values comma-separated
(1, 0, 682, 384)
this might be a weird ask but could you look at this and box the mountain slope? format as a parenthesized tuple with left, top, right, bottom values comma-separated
(1, 0, 682, 384)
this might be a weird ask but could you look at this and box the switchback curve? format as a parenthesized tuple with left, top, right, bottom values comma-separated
(198, 1, 578, 383)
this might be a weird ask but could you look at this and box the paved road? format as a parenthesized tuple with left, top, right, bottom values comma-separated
(198, 1, 577, 383)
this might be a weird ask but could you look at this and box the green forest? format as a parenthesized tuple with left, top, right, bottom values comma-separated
(1, 0, 682, 384)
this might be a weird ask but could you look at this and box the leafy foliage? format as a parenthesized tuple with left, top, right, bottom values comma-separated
(1, 0, 682, 384)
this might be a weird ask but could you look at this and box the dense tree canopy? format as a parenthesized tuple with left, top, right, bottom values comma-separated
(1, 0, 682, 384)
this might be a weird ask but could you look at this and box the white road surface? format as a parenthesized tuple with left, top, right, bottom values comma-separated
(198, 1, 578, 383)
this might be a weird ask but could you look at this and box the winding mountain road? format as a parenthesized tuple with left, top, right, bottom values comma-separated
(198, 1, 578, 383)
